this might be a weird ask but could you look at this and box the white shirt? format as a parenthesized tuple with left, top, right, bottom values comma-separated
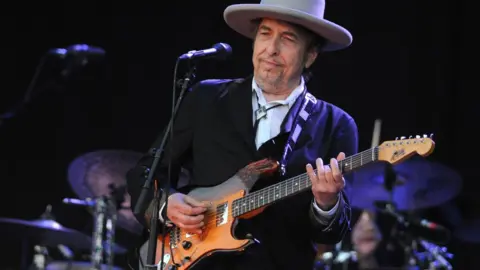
(159, 77, 339, 223)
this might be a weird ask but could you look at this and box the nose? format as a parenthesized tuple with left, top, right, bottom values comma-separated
(265, 37, 280, 56)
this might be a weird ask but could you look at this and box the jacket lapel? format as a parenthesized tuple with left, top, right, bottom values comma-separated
(226, 75, 257, 154)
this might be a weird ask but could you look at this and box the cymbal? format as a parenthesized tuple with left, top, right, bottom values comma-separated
(349, 156, 462, 211)
(68, 149, 143, 234)
(454, 219, 480, 243)
(0, 217, 126, 253)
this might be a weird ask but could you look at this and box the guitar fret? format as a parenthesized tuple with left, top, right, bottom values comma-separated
(232, 147, 379, 217)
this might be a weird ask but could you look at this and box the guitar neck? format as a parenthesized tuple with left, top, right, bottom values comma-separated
(232, 146, 379, 217)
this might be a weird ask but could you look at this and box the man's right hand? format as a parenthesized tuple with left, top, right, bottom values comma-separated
(166, 193, 209, 234)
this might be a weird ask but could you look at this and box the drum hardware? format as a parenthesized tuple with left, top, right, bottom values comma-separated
(32, 245, 49, 270)
(45, 261, 124, 270)
(349, 153, 459, 269)
(319, 242, 357, 270)
(375, 202, 454, 270)
(0, 205, 92, 270)
(63, 194, 121, 270)
(417, 240, 453, 270)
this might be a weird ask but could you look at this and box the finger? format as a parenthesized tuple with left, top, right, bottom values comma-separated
(306, 163, 316, 182)
(315, 158, 325, 182)
(184, 196, 209, 208)
(171, 213, 205, 226)
(330, 158, 342, 182)
(323, 164, 334, 183)
(175, 203, 206, 216)
(337, 152, 346, 161)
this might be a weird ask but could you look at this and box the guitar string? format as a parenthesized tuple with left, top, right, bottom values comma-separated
(196, 147, 378, 224)
(233, 147, 378, 211)
(201, 154, 370, 228)
(233, 147, 376, 214)
(204, 149, 376, 223)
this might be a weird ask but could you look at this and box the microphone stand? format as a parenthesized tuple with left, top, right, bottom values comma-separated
(133, 60, 196, 268)
(0, 53, 49, 129)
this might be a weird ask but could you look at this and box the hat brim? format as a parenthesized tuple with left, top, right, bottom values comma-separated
(224, 4, 352, 52)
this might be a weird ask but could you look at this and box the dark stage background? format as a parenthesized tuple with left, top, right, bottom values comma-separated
(1, 0, 479, 269)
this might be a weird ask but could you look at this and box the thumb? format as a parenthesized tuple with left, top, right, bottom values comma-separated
(184, 195, 209, 208)
(337, 152, 346, 161)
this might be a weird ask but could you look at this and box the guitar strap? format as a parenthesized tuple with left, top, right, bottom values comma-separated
(279, 90, 317, 176)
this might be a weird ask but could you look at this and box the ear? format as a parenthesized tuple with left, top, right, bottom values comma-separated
(304, 49, 318, 69)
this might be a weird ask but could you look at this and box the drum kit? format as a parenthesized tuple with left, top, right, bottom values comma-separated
(0, 150, 145, 270)
(315, 155, 477, 270)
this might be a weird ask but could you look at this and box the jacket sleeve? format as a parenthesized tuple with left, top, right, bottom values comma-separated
(309, 115, 359, 244)
(126, 84, 198, 229)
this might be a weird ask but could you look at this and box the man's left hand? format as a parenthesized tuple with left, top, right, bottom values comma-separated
(306, 152, 346, 210)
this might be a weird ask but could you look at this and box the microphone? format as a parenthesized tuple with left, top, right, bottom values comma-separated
(375, 201, 450, 243)
(49, 44, 106, 58)
(179, 42, 232, 60)
(48, 44, 105, 77)
(413, 217, 448, 232)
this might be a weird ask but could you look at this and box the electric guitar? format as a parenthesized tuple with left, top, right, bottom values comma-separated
(146, 134, 435, 270)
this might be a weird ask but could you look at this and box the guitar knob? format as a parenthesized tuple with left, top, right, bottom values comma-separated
(182, 240, 192, 250)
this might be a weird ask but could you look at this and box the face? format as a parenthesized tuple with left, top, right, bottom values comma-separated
(253, 18, 318, 90)
(352, 211, 382, 256)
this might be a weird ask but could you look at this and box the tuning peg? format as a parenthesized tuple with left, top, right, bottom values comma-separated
(423, 134, 427, 138)
(409, 135, 413, 139)
(400, 136, 406, 140)
(430, 133, 434, 138)
(395, 137, 399, 140)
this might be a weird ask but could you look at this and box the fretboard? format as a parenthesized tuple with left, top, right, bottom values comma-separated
(231, 146, 379, 217)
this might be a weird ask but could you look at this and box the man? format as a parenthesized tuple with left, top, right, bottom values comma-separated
(316, 210, 411, 270)
(351, 211, 382, 269)
(314, 211, 382, 270)
(351, 210, 411, 269)
(126, 0, 358, 269)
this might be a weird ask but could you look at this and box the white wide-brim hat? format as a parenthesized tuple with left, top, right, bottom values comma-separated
(224, 0, 352, 52)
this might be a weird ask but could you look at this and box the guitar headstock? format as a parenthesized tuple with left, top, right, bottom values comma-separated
(378, 134, 435, 165)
